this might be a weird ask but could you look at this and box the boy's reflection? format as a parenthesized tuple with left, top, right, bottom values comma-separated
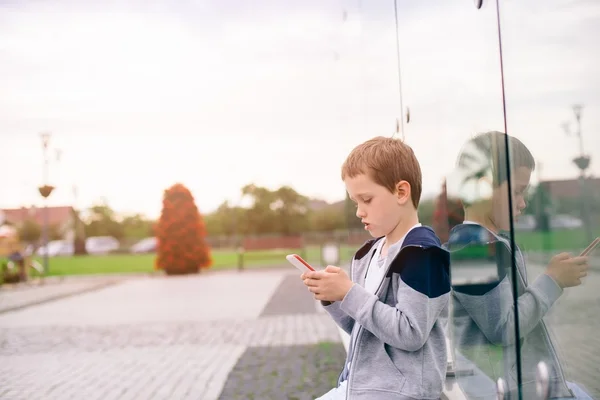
(445, 131, 592, 399)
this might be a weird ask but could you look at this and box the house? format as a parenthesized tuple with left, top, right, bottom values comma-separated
(540, 177, 600, 200)
(539, 177, 600, 225)
(0, 206, 76, 240)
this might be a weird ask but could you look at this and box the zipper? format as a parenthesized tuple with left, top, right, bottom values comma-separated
(346, 243, 425, 398)
(345, 256, 356, 398)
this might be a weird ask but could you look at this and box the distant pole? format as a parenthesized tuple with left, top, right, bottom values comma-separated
(38, 132, 55, 275)
(563, 104, 593, 244)
(234, 195, 245, 271)
(536, 161, 551, 251)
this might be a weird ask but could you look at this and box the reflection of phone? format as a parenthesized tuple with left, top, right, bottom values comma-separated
(286, 254, 316, 273)
(580, 237, 600, 256)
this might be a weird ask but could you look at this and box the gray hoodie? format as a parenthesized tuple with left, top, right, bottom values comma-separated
(323, 226, 451, 399)
(446, 223, 573, 399)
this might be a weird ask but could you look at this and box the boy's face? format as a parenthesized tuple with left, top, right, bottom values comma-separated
(344, 173, 409, 238)
(492, 166, 532, 231)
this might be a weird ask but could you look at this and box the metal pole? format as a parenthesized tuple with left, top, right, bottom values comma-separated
(43, 201, 49, 274)
(579, 173, 594, 245)
(573, 105, 594, 245)
(40, 132, 51, 275)
(573, 104, 584, 157)
(564, 105, 593, 246)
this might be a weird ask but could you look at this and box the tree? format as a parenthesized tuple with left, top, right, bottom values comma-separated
(310, 207, 345, 232)
(271, 186, 310, 235)
(239, 184, 310, 235)
(456, 134, 496, 201)
(121, 214, 155, 239)
(71, 208, 87, 255)
(17, 218, 42, 244)
(526, 184, 552, 232)
(344, 192, 364, 230)
(432, 180, 464, 243)
(418, 198, 436, 227)
(204, 201, 245, 237)
(84, 202, 125, 240)
(241, 184, 276, 234)
(155, 183, 212, 274)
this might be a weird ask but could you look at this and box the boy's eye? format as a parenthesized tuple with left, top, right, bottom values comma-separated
(363, 198, 372, 204)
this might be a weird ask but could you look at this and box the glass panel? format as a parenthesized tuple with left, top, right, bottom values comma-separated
(500, 0, 600, 398)
(445, 132, 524, 399)
(392, 2, 521, 399)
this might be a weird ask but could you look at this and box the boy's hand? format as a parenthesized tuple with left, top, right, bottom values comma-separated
(546, 252, 589, 288)
(301, 266, 354, 301)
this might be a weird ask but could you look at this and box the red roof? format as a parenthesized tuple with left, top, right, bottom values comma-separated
(541, 178, 600, 200)
(1, 206, 73, 227)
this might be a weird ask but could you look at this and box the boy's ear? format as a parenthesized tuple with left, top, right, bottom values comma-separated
(395, 180, 411, 205)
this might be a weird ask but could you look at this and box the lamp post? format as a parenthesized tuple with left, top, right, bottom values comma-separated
(38, 132, 55, 275)
(562, 104, 593, 244)
(232, 192, 250, 271)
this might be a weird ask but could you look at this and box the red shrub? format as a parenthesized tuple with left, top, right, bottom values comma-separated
(155, 183, 212, 274)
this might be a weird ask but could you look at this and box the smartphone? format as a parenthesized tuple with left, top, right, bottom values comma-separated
(580, 237, 600, 257)
(286, 254, 316, 273)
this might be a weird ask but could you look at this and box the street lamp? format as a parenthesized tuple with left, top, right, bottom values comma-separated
(562, 104, 594, 244)
(38, 132, 56, 275)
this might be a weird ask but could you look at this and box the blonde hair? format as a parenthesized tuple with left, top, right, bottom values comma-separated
(341, 136, 422, 208)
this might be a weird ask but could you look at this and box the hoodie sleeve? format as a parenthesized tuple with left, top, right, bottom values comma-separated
(453, 270, 562, 345)
(339, 247, 450, 351)
(320, 300, 356, 335)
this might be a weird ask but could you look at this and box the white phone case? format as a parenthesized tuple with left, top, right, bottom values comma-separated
(286, 254, 315, 273)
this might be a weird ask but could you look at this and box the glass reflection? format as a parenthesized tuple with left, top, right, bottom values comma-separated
(445, 131, 592, 399)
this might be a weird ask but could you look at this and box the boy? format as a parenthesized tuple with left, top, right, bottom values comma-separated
(446, 131, 591, 399)
(302, 136, 451, 400)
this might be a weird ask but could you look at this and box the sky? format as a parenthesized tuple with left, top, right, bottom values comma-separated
(1, 0, 598, 219)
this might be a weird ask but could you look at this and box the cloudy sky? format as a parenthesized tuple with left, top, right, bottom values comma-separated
(1, 0, 598, 218)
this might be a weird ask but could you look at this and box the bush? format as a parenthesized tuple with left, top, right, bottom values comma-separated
(155, 183, 212, 275)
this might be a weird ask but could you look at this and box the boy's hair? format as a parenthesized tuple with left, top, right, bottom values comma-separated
(341, 136, 422, 208)
(456, 131, 535, 188)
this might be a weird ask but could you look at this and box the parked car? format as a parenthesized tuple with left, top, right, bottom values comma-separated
(85, 236, 120, 255)
(130, 237, 157, 254)
(36, 240, 74, 257)
(551, 214, 583, 229)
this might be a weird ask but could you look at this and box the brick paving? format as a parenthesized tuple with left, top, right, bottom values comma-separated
(0, 279, 118, 314)
(0, 269, 345, 400)
(528, 262, 600, 399)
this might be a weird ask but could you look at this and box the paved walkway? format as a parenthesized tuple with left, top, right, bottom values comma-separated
(0, 268, 345, 400)
(0, 277, 119, 314)
(525, 262, 600, 399)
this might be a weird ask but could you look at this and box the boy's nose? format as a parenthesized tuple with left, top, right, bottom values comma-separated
(356, 208, 366, 218)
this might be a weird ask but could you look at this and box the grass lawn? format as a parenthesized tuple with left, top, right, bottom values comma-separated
(514, 228, 599, 252)
(22, 228, 598, 277)
(34, 245, 358, 277)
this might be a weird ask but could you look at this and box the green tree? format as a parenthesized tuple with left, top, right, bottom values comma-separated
(310, 207, 345, 232)
(344, 192, 364, 230)
(17, 218, 42, 244)
(271, 186, 310, 235)
(526, 184, 553, 232)
(84, 202, 125, 240)
(121, 214, 155, 239)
